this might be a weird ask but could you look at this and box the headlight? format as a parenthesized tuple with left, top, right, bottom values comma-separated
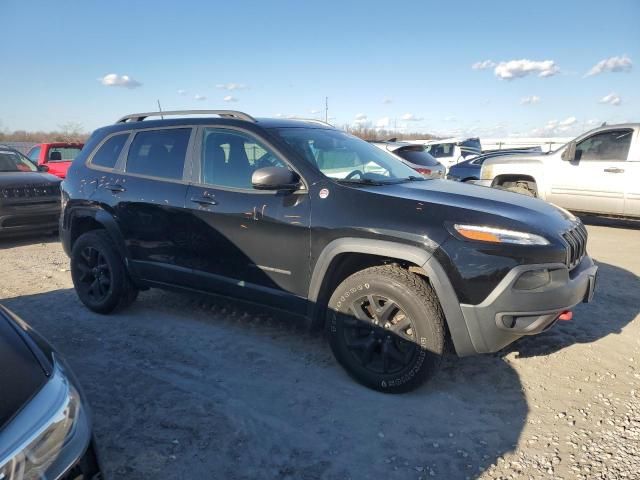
(0, 358, 91, 480)
(453, 224, 550, 245)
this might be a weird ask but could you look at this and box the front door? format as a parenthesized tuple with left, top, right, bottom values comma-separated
(184, 127, 311, 312)
(547, 128, 633, 215)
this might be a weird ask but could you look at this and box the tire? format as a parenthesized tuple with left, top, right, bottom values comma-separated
(326, 264, 446, 393)
(505, 185, 536, 197)
(70, 230, 139, 314)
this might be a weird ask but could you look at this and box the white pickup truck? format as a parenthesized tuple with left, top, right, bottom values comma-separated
(479, 123, 640, 218)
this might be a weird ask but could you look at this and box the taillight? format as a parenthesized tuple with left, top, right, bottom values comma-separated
(414, 168, 432, 176)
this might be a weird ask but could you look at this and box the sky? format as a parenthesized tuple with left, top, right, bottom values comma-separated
(1, 0, 638, 138)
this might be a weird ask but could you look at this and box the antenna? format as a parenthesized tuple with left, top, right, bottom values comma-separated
(325, 96, 328, 123)
(157, 100, 164, 119)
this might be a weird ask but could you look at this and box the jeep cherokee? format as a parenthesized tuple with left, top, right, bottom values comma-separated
(60, 110, 598, 393)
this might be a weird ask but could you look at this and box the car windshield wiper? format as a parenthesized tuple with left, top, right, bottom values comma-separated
(336, 178, 389, 186)
(398, 175, 426, 182)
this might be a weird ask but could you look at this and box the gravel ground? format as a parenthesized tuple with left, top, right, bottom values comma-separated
(0, 219, 638, 480)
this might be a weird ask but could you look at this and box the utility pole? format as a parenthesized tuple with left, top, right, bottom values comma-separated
(325, 96, 328, 123)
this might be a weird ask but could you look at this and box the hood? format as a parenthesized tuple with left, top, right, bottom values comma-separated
(361, 179, 576, 234)
(0, 171, 62, 187)
(0, 306, 50, 430)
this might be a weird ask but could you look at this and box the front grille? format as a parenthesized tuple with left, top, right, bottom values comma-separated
(1, 184, 60, 199)
(563, 222, 588, 269)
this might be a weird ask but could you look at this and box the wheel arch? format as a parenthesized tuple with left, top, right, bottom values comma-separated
(307, 238, 477, 356)
(66, 206, 129, 262)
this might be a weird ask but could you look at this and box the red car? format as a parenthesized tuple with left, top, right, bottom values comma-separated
(27, 142, 84, 178)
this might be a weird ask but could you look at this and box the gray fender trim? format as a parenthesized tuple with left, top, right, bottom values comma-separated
(422, 256, 477, 357)
(308, 238, 477, 356)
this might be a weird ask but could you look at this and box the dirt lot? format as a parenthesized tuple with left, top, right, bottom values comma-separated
(0, 219, 638, 480)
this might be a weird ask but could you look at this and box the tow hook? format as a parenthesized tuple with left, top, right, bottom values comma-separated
(558, 310, 573, 321)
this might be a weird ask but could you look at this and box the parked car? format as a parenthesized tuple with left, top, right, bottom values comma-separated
(479, 124, 640, 218)
(447, 149, 541, 182)
(61, 110, 597, 393)
(0, 145, 61, 237)
(369, 141, 445, 179)
(0, 305, 102, 479)
(27, 142, 84, 179)
(408, 137, 482, 171)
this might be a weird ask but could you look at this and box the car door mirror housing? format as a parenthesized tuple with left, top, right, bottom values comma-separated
(561, 141, 576, 161)
(252, 166, 300, 191)
(38, 164, 50, 172)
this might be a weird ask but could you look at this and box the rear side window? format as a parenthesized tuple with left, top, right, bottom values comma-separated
(92, 134, 129, 169)
(394, 146, 439, 166)
(126, 128, 191, 180)
(28, 146, 41, 162)
(425, 143, 455, 158)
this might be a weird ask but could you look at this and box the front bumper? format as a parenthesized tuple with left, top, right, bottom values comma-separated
(0, 201, 60, 236)
(458, 255, 598, 353)
(61, 437, 103, 480)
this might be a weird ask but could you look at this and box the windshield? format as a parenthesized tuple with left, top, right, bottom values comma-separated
(424, 143, 455, 158)
(0, 149, 38, 172)
(394, 146, 440, 166)
(273, 128, 422, 183)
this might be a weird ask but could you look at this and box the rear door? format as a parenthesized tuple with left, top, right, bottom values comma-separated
(547, 128, 633, 215)
(623, 128, 640, 217)
(184, 126, 311, 312)
(95, 127, 195, 286)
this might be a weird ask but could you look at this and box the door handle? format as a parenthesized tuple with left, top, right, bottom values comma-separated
(190, 195, 218, 206)
(603, 167, 624, 173)
(104, 183, 126, 193)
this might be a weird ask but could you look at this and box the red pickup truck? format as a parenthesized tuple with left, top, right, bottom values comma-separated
(27, 142, 84, 179)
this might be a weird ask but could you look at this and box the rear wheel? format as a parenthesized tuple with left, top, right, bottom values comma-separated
(70, 230, 138, 314)
(496, 180, 537, 197)
(327, 265, 446, 393)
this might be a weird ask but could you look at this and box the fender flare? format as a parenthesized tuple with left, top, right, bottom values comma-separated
(67, 206, 130, 265)
(307, 238, 476, 356)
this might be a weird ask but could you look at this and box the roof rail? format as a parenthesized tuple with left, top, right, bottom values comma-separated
(295, 118, 334, 127)
(115, 110, 256, 124)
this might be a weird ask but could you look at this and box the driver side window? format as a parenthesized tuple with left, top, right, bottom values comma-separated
(200, 129, 286, 189)
(575, 129, 633, 161)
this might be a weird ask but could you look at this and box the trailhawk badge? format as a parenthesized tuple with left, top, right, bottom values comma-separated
(319, 188, 330, 199)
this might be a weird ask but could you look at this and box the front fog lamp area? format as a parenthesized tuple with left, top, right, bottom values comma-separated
(453, 224, 550, 246)
(0, 360, 90, 480)
(514, 269, 551, 290)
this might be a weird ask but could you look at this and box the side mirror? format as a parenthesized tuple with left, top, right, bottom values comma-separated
(561, 141, 576, 161)
(252, 167, 300, 191)
(38, 165, 50, 172)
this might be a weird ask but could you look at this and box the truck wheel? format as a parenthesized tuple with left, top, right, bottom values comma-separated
(326, 265, 446, 393)
(506, 185, 536, 197)
(70, 230, 139, 314)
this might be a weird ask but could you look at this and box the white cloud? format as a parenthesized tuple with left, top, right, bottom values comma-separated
(444, 116, 457, 122)
(493, 59, 559, 80)
(599, 92, 621, 106)
(99, 73, 142, 89)
(310, 109, 320, 114)
(531, 116, 577, 136)
(194, 94, 207, 101)
(354, 113, 369, 126)
(520, 95, 541, 105)
(216, 83, 247, 91)
(375, 117, 390, 128)
(274, 113, 283, 118)
(401, 113, 423, 122)
(223, 95, 238, 102)
(177, 89, 187, 95)
(472, 60, 496, 70)
(382, 97, 393, 104)
(585, 55, 632, 77)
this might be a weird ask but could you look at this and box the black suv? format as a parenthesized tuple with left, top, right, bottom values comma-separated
(61, 110, 598, 392)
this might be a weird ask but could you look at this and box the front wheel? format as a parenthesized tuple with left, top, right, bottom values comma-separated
(327, 265, 446, 393)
